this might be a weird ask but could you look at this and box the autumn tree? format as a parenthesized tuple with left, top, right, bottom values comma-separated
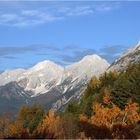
(0, 114, 11, 138)
(123, 100, 140, 125)
(79, 91, 140, 139)
(103, 88, 111, 105)
(16, 104, 45, 133)
(36, 110, 61, 138)
(7, 121, 23, 138)
(92, 92, 140, 127)
(99, 71, 118, 88)
(6, 104, 45, 138)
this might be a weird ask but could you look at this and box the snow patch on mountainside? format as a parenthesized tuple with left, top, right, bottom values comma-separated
(108, 41, 140, 72)
(0, 69, 25, 86)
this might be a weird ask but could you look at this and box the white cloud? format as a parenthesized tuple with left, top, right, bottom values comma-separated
(66, 6, 94, 16)
(0, 2, 120, 27)
(0, 10, 61, 27)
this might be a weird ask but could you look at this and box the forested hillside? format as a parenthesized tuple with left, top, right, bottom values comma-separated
(78, 62, 140, 117)
(0, 62, 140, 139)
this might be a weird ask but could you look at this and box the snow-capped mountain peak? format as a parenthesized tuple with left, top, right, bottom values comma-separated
(29, 60, 64, 72)
(59, 54, 109, 99)
(66, 54, 108, 69)
(81, 54, 102, 61)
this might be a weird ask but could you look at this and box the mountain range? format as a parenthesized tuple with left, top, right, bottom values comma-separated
(0, 41, 140, 114)
(0, 54, 109, 113)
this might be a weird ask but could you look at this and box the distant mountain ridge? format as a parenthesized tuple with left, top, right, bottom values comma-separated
(0, 54, 109, 113)
(108, 41, 140, 72)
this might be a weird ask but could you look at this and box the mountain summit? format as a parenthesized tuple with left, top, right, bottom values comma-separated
(0, 54, 109, 113)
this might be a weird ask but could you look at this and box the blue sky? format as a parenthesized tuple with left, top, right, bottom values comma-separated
(0, 1, 140, 72)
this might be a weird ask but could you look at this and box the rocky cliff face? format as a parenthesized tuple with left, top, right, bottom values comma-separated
(108, 41, 140, 72)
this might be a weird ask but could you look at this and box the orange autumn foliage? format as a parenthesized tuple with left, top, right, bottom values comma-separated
(81, 90, 140, 129)
(36, 110, 62, 138)
(79, 90, 140, 139)
(7, 121, 24, 138)
(79, 114, 88, 122)
(103, 88, 111, 105)
(0, 116, 10, 138)
(91, 90, 140, 128)
(91, 102, 122, 127)
(91, 76, 101, 89)
(124, 100, 140, 125)
(36, 110, 78, 139)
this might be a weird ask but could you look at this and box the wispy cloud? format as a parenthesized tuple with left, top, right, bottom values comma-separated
(99, 45, 129, 63)
(0, 43, 129, 70)
(63, 6, 94, 16)
(0, 45, 45, 57)
(0, 10, 61, 27)
(0, 44, 97, 66)
(56, 48, 97, 65)
(2, 56, 17, 60)
(0, 2, 120, 27)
